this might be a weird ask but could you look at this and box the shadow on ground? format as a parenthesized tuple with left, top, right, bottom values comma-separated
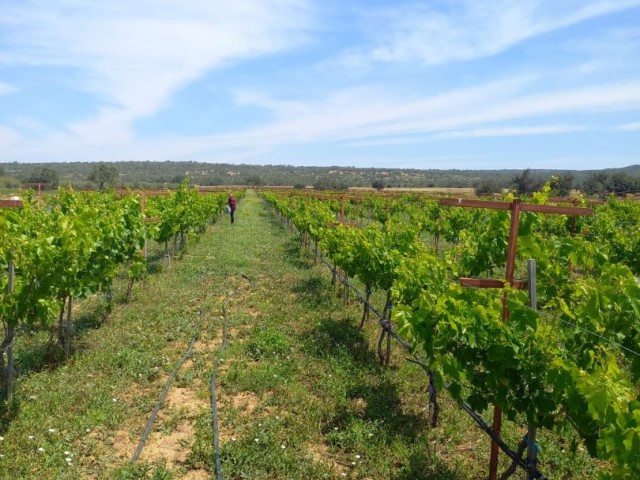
(290, 275, 336, 308)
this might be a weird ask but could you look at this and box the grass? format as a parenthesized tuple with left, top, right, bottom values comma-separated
(0, 190, 604, 479)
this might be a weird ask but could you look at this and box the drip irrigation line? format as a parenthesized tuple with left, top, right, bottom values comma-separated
(460, 402, 548, 480)
(321, 257, 414, 353)
(131, 306, 205, 464)
(279, 215, 554, 479)
(316, 245, 549, 479)
(210, 290, 231, 480)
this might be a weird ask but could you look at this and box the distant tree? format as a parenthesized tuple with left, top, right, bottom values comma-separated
(550, 173, 574, 196)
(244, 175, 265, 187)
(293, 183, 306, 189)
(171, 174, 186, 184)
(582, 172, 609, 195)
(610, 172, 639, 194)
(26, 166, 59, 189)
(512, 169, 542, 195)
(371, 179, 386, 190)
(2, 177, 21, 188)
(474, 178, 500, 196)
(314, 177, 348, 191)
(202, 176, 223, 186)
(88, 163, 119, 189)
(0, 165, 5, 176)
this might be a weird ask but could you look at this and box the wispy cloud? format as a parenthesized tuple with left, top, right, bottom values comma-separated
(0, 0, 313, 145)
(230, 79, 640, 147)
(347, 124, 586, 146)
(0, 127, 22, 149)
(1, 1, 638, 168)
(358, 0, 640, 65)
(10, 77, 637, 162)
(432, 124, 587, 139)
(0, 82, 17, 95)
(617, 121, 640, 130)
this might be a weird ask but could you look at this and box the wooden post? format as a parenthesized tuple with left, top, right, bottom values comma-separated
(141, 192, 147, 258)
(527, 259, 538, 480)
(439, 197, 592, 480)
(489, 200, 521, 479)
(341, 196, 346, 223)
(6, 259, 15, 402)
(0, 203, 23, 401)
(65, 295, 73, 357)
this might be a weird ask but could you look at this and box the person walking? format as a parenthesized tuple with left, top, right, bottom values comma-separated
(227, 191, 237, 224)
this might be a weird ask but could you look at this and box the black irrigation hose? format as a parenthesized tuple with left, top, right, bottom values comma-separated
(320, 256, 414, 353)
(460, 402, 548, 480)
(317, 246, 548, 479)
(210, 293, 231, 480)
(272, 217, 548, 479)
(131, 306, 205, 464)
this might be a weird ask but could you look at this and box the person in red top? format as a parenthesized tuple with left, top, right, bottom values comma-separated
(227, 191, 237, 224)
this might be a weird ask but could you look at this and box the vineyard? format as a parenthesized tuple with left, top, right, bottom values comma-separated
(0, 183, 235, 398)
(0, 187, 638, 479)
(262, 186, 640, 480)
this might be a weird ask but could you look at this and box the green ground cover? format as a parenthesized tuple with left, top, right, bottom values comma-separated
(0, 191, 602, 479)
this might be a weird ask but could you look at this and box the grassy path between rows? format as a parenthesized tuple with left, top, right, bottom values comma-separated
(1, 190, 600, 479)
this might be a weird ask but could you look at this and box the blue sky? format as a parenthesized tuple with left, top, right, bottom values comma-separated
(1, 0, 640, 169)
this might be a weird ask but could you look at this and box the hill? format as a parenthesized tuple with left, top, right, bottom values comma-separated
(1, 161, 639, 190)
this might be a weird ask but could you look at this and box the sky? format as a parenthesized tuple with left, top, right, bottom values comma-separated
(1, 1, 640, 170)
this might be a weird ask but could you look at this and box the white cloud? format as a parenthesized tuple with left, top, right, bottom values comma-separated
(347, 125, 585, 146)
(0, 127, 23, 150)
(360, 0, 640, 65)
(1, 1, 639, 167)
(6, 77, 640, 163)
(617, 121, 640, 130)
(232, 90, 308, 118)
(0, 0, 313, 145)
(0, 81, 17, 95)
(229, 79, 640, 147)
(12, 116, 47, 132)
(432, 125, 586, 139)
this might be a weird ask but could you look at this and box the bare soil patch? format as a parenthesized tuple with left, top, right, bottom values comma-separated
(180, 469, 211, 479)
(229, 390, 259, 414)
(166, 387, 208, 415)
(141, 421, 195, 464)
(307, 442, 346, 475)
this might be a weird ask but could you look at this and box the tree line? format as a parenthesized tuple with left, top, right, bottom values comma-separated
(474, 169, 640, 196)
(1, 161, 639, 196)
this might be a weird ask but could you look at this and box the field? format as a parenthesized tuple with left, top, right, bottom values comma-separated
(348, 187, 476, 195)
(1, 189, 636, 479)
